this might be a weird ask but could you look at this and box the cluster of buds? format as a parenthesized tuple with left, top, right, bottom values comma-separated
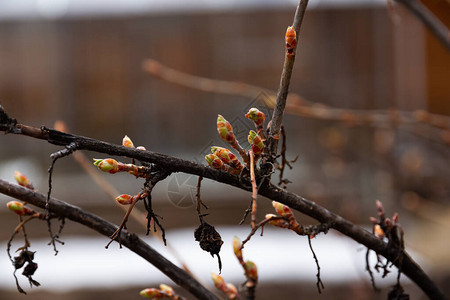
(205, 147, 244, 175)
(206, 108, 267, 172)
(94, 136, 149, 177)
(140, 284, 182, 299)
(14, 171, 34, 190)
(265, 201, 303, 235)
(211, 273, 238, 300)
(232, 237, 258, 284)
(370, 200, 401, 241)
(7, 201, 36, 216)
(285, 26, 297, 56)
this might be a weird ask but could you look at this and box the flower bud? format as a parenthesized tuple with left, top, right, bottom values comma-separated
(136, 146, 147, 151)
(14, 171, 33, 189)
(139, 288, 161, 298)
(285, 26, 297, 56)
(217, 114, 235, 144)
(159, 284, 174, 296)
(244, 260, 258, 281)
(211, 272, 225, 290)
(232, 236, 243, 262)
(7, 201, 35, 216)
(122, 135, 135, 148)
(272, 201, 294, 221)
(211, 147, 242, 170)
(265, 214, 290, 228)
(374, 224, 385, 239)
(115, 194, 134, 205)
(93, 158, 119, 174)
(205, 154, 224, 170)
(245, 108, 265, 127)
(248, 130, 264, 155)
(226, 283, 238, 299)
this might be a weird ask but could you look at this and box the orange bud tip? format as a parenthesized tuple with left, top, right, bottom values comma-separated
(122, 135, 135, 148)
(115, 194, 134, 205)
(139, 288, 160, 298)
(7, 201, 34, 216)
(14, 171, 32, 189)
(93, 158, 119, 174)
(54, 120, 68, 132)
(285, 26, 297, 56)
(232, 236, 243, 261)
(244, 260, 258, 281)
(205, 154, 224, 170)
(217, 114, 236, 144)
(159, 284, 174, 296)
(245, 108, 265, 126)
(211, 272, 225, 289)
(374, 224, 385, 239)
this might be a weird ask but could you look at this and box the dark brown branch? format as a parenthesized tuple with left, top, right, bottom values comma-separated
(0, 179, 219, 300)
(396, 0, 450, 50)
(268, 0, 309, 158)
(0, 113, 446, 299)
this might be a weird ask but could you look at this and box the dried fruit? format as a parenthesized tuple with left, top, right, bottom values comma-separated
(195, 222, 223, 272)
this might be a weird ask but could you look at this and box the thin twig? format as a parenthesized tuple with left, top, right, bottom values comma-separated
(241, 217, 281, 248)
(249, 151, 258, 229)
(267, 0, 309, 158)
(308, 236, 324, 294)
(106, 194, 141, 249)
(278, 125, 298, 188)
(142, 59, 450, 144)
(195, 176, 208, 219)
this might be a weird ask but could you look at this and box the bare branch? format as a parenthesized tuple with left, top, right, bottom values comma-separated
(143, 60, 450, 146)
(0, 109, 446, 299)
(268, 0, 309, 158)
(0, 179, 219, 300)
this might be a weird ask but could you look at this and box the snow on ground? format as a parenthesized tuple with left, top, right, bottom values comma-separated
(0, 226, 420, 292)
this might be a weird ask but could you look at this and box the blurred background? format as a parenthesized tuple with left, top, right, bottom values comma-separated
(0, 0, 449, 299)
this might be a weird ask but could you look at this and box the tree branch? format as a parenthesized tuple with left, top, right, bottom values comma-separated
(0, 108, 446, 299)
(0, 179, 219, 300)
(396, 0, 450, 50)
(268, 0, 309, 157)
